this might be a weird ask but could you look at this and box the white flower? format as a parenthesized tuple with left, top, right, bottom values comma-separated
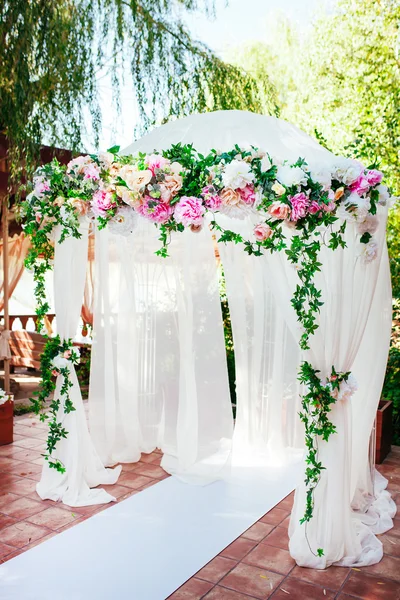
(98, 152, 115, 168)
(276, 165, 308, 188)
(376, 184, 390, 206)
(0, 389, 11, 406)
(334, 157, 364, 185)
(222, 160, 255, 189)
(337, 375, 358, 402)
(310, 168, 332, 191)
(346, 192, 371, 223)
(357, 214, 379, 235)
(260, 156, 272, 172)
(108, 207, 138, 237)
(52, 355, 70, 370)
(361, 239, 379, 264)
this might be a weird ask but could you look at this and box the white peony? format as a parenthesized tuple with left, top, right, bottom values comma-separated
(357, 214, 379, 236)
(276, 165, 308, 188)
(334, 158, 363, 185)
(346, 192, 371, 223)
(260, 155, 273, 172)
(222, 160, 255, 189)
(52, 355, 70, 370)
(376, 184, 390, 206)
(108, 207, 138, 236)
(361, 239, 379, 264)
(337, 375, 358, 402)
(310, 168, 332, 191)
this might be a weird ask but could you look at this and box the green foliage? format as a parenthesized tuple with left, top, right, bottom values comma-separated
(1, 0, 275, 185)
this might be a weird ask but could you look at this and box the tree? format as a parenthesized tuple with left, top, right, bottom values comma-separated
(0, 0, 275, 179)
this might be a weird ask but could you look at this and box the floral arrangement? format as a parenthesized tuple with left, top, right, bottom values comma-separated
(22, 143, 392, 554)
(0, 389, 12, 406)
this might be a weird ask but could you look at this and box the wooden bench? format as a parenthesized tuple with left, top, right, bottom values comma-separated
(9, 330, 46, 371)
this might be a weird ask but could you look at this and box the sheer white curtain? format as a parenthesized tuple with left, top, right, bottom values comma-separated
(89, 218, 233, 482)
(285, 207, 392, 568)
(37, 222, 121, 507)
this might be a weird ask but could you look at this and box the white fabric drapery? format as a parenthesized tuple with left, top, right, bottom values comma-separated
(36, 223, 121, 506)
(89, 218, 233, 482)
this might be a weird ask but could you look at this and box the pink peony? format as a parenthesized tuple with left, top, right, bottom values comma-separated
(254, 223, 272, 242)
(137, 197, 174, 224)
(366, 169, 383, 186)
(91, 189, 117, 216)
(202, 186, 222, 211)
(268, 201, 290, 220)
(83, 163, 100, 181)
(350, 174, 370, 196)
(238, 184, 256, 206)
(144, 154, 170, 176)
(174, 196, 205, 227)
(289, 192, 309, 221)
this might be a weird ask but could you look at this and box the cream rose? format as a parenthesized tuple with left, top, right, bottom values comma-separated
(220, 187, 241, 206)
(164, 172, 183, 196)
(54, 196, 65, 207)
(119, 165, 152, 191)
(69, 198, 88, 216)
(271, 182, 286, 196)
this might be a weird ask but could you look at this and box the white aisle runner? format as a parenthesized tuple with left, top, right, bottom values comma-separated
(0, 462, 302, 600)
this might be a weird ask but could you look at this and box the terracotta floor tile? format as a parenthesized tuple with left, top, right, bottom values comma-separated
(0, 492, 20, 510)
(290, 565, 350, 591)
(343, 569, 400, 599)
(364, 554, 400, 583)
(26, 506, 79, 530)
(220, 562, 283, 599)
(241, 522, 274, 542)
(168, 577, 214, 599)
(11, 448, 44, 463)
(272, 577, 335, 599)
(0, 514, 18, 531)
(381, 532, 400, 557)
(0, 458, 26, 473)
(10, 463, 42, 480)
(12, 437, 44, 450)
(220, 538, 258, 561)
(0, 548, 25, 564)
(120, 462, 140, 473)
(0, 541, 15, 560)
(1, 496, 46, 519)
(259, 507, 289, 527)
(5, 477, 38, 496)
(261, 527, 289, 551)
(139, 453, 158, 463)
(204, 586, 255, 599)
(276, 493, 294, 512)
(133, 463, 167, 479)
(54, 515, 90, 533)
(278, 516, 290, 530)
(196, 556, 238, 583)
(0, 521, 50, 548)
(99, 483, 135, 499)
(0, 474, 24, 491)
(117, 473, 155, 489)
(243, 544, 295, 575)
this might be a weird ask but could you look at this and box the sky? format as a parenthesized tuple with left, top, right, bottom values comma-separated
(94, 0, 336, 152)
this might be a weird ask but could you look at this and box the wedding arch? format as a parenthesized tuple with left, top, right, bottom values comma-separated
(23, 110, 396, 570)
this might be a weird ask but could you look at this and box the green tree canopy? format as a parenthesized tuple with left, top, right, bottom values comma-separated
(0, 0, 276, 178)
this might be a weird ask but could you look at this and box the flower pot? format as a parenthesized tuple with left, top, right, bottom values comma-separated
(0, 396, 13, 446)
(375, 399, 392, 464)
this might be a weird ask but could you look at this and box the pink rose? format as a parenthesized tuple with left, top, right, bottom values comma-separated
(202, 186, 222, 211)
(323, 201, 335, 213)
(268, 201, 290, 220)
(238, 184, 256, 206)
(254, 223, 272, 242)
(350, 174, 370, 196)
(144, 154, 170, 176)
(289, 192, 309, 221)
(83, 163, 100, 181)
(51, 369, 59, 377)
(63, 350, 72, 359)
(174, 196, 205, 227)
(308, 201, 321, 215)
(91, 189, 117, 216)
(137, 197, 174, 224)
(35, 181, 51, 196)
(366, 169, 383, 186)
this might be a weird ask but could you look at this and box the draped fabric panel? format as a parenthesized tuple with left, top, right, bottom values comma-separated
(0, 233, 31, 312)
(81, 231, 95, 327)
(36, 222, 121, 506)
(89, 219, 233, 482)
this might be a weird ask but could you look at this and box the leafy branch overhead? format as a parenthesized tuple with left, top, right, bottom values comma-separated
(0, 0, 276, 183)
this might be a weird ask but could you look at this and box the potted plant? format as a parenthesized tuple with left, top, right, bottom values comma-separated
(0, 389, 13, 445)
